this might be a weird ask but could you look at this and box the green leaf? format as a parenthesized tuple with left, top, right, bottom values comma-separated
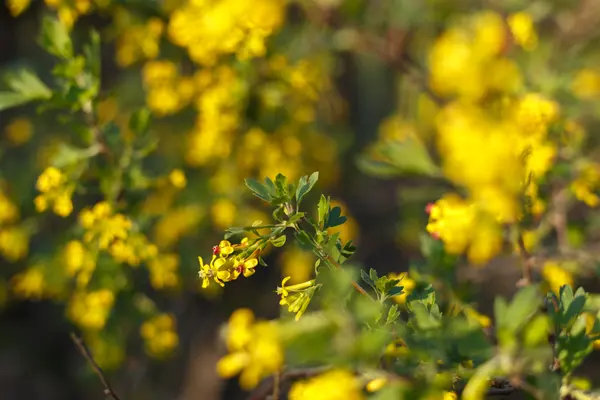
(244, 178, 271, 202)
(129, 108, 152, 136)
(271, 235, 287, 247)
(224, 226, 246, 239)
(326, 206, 347, 228)
(275, 173, 289, 199)
(359, 136, 441, 178)
(369, 268, 379, 283)
(0, 92, 31, 111)
(386, 304, 400, 324)
(7, 69, 52, 98)
(563, 294, 587, 326)
(295, 230, 313, 250)
(295, 171, 319, 205)
(51, 143, 102, 168)
(317, 195, 329, 229)
(506, 285, 541, 333)
(360, 270, 376, 290)
(387, 286, 404, 297)
(410, 302, 441, 329)
(39, 16, 73, 59)
(84, 29, 101, 78)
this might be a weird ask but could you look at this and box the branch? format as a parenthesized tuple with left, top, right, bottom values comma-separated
(70, 332, 122, 400)
(516, 230, 536, 287)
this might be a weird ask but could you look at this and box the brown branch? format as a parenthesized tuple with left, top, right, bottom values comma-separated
(516, 231, 536, 287)
(70, 332, 122, 400)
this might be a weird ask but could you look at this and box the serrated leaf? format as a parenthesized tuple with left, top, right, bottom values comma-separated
(0, 92, 31, 111)
(245, 178, 271, 202)
(39, 16, 73, 59)
(4, 69, 52, 101)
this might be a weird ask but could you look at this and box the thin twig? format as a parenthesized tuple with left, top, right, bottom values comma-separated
(516, 230, 536, 287)
(272, 370, 280, 400)
(70, 332, 122, 400)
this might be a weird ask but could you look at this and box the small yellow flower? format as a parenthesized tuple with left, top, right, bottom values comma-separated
(542, 261, 574, 295)
(4, 117, 33, 145)
(508, 12, 538, 51)
(168, 169, 187, 188)
(366, 377, 387, 392)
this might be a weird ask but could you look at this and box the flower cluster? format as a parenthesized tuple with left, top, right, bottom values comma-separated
(288, 369, 364, 400)
(0, 186, 28, 262)
(115, 14, 164, 67)
(276, 276, 316, 320)
(198, 238, 261, 288)
(425, 11, 561, 264)
(34, 166, 74, 217)
(67, 289, 115, 330)
(140, 313, 179, 358)
(167, 0, 284, 65)
(216, 308, 283, 389)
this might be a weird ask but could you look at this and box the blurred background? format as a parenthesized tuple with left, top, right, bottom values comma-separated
(1, 0, 600, 399)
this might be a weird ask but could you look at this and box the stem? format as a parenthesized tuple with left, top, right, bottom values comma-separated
(516, 229, 535, 287)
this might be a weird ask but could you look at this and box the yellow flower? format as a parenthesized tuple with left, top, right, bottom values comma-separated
(148, 253, 180, 289)
(67, 289, 115, 330)
(140, 313, 179, 358)
(365, 377, 387, 392)
(232, 257, 258, 279)
(276, 276, 315, 320)
(542, 261, 574, 295)
(0, 191, 18, 224)
(168, 169, 187, 188)
(288, 369, 364, 400)
(11, 267, 45, 299)
(36, 167, 65, 193)
(507, 12, 538, 51)
(571, 68, 600, 99)
(217, 308, 283, 389)
(281, 247, 314, 284)
(211, 198, 237, 229)
(4, 117, 33, 145)
(6, 0, 31, 16)
(444, 392, 458, 400)
(0, 226, 29, 261)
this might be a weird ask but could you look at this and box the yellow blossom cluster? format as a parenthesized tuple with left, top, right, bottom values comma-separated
(147, 253, 180, 289)
(11, 266, 46, 299)
(63, 240, 96, 288)
(79, 202, 157, 265)
(0, 186, 28, 262)
(217, 308, 283, 389)
(571, 163, 600, 207)
(276, 276, 316, 320)
(425, 10, 561, 264)
(140, 313, 179, 358)
(198, 238, 260, 288)
(142, 60, 196, 116)
(115, 14, 164, 67)
(167, 0, 284, 65)
(67, 289, 115, 330)
(288, 369, 364, 400)
(43, 0, 108, 29)
(185, 66, 247, 166)
(34, 166, 74, 217)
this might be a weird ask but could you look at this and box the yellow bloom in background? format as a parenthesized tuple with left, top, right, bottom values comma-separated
(217, 308, 283, 389)
(6, 0, 31, 16)
(571, 163, 600, 207)
(11, 267, 45, 299)
(211, 198, 237, 230)
(328, 199, 358, 244)
(542, 261, 574, 295)
(388, 273, 415, 305)
(463, 306, 492, 328)
(147, 253, 180, 289)
(67, 289, 115, 330)
(168, 169, 187, 188)
(444, 392, 458, 400)
(153, 205, 204, 249)
(0, 226, 29, 262)
(4, 117, 33, 145)
(288, 369, 364, 400)
(507, 12, 538, 51)
(0, 191, 18, 224)
(116, 16, 164, 67)
(571, 68, 600, 99)
(140, 313, 179, 358)
(280, 247, 314, 284)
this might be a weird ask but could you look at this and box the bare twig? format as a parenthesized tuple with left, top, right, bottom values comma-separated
(516, 231, 536, 287)
(70, 332, 122, 400)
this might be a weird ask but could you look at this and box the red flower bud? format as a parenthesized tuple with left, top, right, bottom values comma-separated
(425, 203, 434, 214)
(212, 245, 220, 255)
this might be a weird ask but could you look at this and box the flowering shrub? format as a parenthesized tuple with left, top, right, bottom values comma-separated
(4, 0, 600, 399)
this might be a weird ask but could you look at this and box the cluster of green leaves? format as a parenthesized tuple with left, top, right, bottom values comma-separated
(226, 172, 600, 399)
